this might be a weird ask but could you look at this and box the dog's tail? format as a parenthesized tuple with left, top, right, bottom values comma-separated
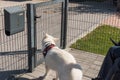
(71, 67, 83, 80)
(110, 38, 120, 46)
(68, 63, 83, 80)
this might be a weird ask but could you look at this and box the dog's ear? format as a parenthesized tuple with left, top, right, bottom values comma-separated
(45, 33, 49, 37)
(54, 38, 59, 41)
(43, 31, 49, 37)
(43, 32, 49, 38)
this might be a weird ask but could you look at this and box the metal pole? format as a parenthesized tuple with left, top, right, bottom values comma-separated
(33, 6, 38, 68)
(27, 3, 37, 72)
(60, 0, 68, 49)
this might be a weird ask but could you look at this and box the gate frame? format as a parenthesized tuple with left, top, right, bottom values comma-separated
(27, 3, 37, 72)
(26, 0, 68, 72)
(60, 0, 68, 49)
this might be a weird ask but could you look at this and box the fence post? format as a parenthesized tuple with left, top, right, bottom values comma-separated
(60, 0, 68, 49)
(27, 3, 37, 72)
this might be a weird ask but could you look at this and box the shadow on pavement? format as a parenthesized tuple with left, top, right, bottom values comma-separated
(0, 69, 27, 80)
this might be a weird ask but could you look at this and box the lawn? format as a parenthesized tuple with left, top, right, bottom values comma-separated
(70, 25, 120, 55)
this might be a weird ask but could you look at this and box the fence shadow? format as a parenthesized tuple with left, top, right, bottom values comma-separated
(0, 69, 28, 80)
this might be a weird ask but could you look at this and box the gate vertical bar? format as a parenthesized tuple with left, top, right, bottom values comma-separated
(33, 5, 37, 68)
(60, 0, 68, 49)
(27, 3, 37, 72)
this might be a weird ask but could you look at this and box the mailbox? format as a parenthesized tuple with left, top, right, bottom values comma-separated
(4, 6, 25, 36)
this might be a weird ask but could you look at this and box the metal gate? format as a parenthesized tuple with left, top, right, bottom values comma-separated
(0, 0, 68, 79)
(27, 0, 68, 72)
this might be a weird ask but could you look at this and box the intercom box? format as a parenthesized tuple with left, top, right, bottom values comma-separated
(4, 6, 25, 36)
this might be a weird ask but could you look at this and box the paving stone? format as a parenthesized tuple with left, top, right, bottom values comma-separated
(18, 49, 104, 80)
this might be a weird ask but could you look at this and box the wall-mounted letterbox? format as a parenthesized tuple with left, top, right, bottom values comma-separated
(4, 6, 25, 36)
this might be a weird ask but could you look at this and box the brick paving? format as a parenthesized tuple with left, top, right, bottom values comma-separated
(16, 48, 105, 80)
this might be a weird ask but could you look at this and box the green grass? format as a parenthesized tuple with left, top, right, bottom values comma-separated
(70, 25, 120, 55)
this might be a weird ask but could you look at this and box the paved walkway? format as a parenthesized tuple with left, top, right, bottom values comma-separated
(15, 48, 105, 80)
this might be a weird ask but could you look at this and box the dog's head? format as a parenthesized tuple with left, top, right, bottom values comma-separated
(42, 33, 59, 50)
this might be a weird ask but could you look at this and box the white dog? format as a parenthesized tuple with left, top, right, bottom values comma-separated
(41, 33, 83, 80)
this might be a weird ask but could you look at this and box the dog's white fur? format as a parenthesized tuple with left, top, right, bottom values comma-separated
(42, 33, 83, 80)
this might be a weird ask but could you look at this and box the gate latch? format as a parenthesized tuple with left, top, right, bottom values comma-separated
(34, 15, 41, 20)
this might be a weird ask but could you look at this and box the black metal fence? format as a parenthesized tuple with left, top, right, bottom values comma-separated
(67, 1, 120, 55)
(0, 0, 120, 79)
(0, 0, 66, 79)
(0, 5, 28, 80)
